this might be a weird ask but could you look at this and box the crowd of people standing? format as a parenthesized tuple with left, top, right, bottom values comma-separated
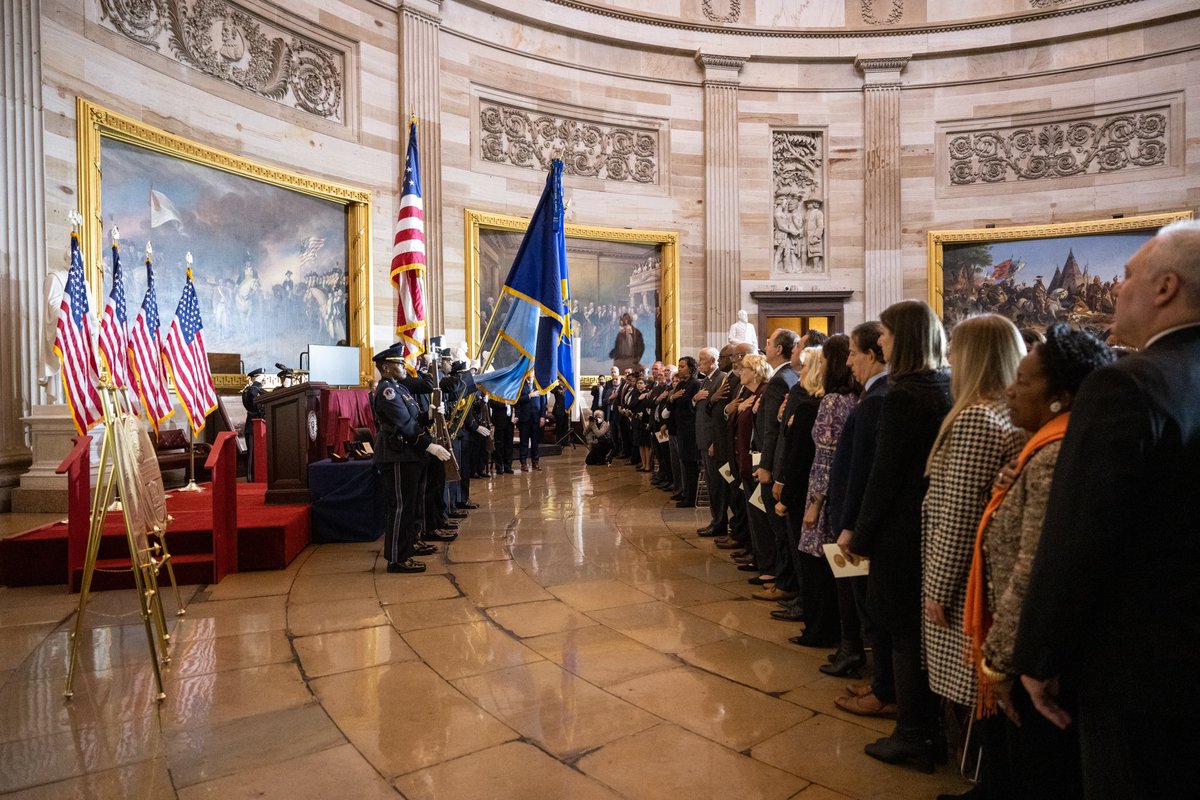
(581, 219, 1200, 800)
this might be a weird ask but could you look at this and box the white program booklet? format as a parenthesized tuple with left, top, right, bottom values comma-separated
(719, 462, 735, 484)
(822, 543, 870, 577)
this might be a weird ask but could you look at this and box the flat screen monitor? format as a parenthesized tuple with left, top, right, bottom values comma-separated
(308, 344, 361, 386)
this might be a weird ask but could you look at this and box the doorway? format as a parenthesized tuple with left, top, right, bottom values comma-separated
(751, 290, 854, 339)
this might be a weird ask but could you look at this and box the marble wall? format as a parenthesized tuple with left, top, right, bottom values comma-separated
(2, 0, 1197, 506)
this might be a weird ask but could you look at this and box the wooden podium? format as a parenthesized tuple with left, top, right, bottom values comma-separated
(260, 382, 328, 504)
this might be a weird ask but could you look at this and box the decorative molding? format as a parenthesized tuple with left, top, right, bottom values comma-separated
(96, 0, 345, 122)
(696, 53, 750, 70)
(861, 0, 904, 26)
(477, 97, 660, 185)
(771, 130, 827, 276)
(1029, 0, 1070, 7)
(947, 105, 1170, 186)
(701, 1, 742, 25)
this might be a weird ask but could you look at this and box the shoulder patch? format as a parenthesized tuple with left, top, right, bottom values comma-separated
(383, 387, 396, 400)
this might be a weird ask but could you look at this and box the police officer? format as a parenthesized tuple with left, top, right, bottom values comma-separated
(515, 377, 549, 471)
(372, 344, 451, 574)
(241, 368, 266, 481)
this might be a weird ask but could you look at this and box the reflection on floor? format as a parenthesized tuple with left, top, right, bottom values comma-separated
(0, 452, 972, 799)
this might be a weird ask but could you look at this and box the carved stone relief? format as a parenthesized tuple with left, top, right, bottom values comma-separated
(479, 100, 659, 184)
(948, 108, 1168, 185)
(771, 131, 826, 275)
(861, 0, 904, 25)
(96, 0, 345, 122)
(701, 0, 741, 24)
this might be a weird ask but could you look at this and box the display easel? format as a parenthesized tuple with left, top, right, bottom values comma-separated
(64, 375, 184, 702)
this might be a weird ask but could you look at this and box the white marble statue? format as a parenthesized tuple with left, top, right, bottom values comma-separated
(727, 309, 758, 347)
(38, 267, 69, 403)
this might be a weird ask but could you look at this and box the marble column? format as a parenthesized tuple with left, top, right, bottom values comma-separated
(0, 0, 47, 510)
(856, 55, 909, 320)
(399, 0, 445, 337)
(697, 54, 747, 348)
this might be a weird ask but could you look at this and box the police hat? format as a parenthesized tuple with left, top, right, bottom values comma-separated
(451, 360, 467, 373)
(247, 368, 264, 378)
(372, 343, 407, 365)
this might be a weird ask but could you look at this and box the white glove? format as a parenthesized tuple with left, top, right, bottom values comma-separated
(475, 425, 492, 437)
(425, 443, 451, 462)
(662, 409, 670, 419)
(435, 402, 445, 415)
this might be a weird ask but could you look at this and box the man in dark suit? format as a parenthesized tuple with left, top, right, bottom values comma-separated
(515, 377, 549, 470)
(671, 356, 702, 507)
(751, 328, 800, 590)
(694, 346, 728, 534)
(713, 343, 754, 550)
(1012, 220, 1200, 799)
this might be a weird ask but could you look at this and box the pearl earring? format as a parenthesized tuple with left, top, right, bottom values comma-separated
(1049, 401, 1063, 414)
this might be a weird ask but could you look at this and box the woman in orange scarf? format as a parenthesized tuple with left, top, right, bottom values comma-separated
(957, 323, 1115, 800)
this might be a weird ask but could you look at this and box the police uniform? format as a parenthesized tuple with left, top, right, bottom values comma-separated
(241, 368, 266, 481)
(371, 345, 434, 572)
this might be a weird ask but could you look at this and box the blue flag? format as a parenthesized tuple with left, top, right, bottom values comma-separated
(476, 160, 575, 410)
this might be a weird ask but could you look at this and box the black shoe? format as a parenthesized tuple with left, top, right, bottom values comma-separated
(820, 648, 867, 677)
(675, 500, 695, 508)
(412, 542, 438, 556)
(449, 511, 468, 519)
(440, 521, 460, 529)
(670, 493, 684, 501)
(863, 729, 936, 774)
(387, 559, 427, 574)
(736, 563, 759, 572)
(770, 607, 806, 622)
(788, 634, 837, 648)
(747, 575, 773, 585)
(458, 502, 480, 510)
(696, 525, 713, 535)
(937, 787, 990, 800)
(423, 530, 458, 542)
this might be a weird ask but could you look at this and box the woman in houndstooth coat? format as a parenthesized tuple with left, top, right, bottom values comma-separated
(921, 316, 1027, 709)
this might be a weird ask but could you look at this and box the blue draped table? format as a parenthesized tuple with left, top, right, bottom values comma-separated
(307, 458, 384, 543)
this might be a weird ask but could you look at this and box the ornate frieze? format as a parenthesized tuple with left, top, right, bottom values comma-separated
(861, 0, 904, 26)
(478, 100, 659, 184)
(96, 0, 345, 122)
(771, 131, 826, 276)
(701, 0, 741, 24)
(947, 108, 1169, 185)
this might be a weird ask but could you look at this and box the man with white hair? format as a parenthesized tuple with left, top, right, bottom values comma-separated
(1013, 220, 1200, 800)
(693, 346, 727, 534)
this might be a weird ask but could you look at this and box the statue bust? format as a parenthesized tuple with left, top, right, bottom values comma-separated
(727, 309, 758, 347)
(39, 267, 69, 401)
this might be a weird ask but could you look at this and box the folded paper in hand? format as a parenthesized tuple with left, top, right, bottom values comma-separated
(749, 483, 767, 512)
(654, 431, 669, 444)
(719, 462, 735, 484)
(822, 543, 870, 577)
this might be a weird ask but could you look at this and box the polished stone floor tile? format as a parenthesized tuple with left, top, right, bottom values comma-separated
(402, 621, 542, 680)
(285, 597, 387, 637)
(578, 723, 808, 800)
(609, 666, 813, 751)
(0, 623, 58, 672)
(633, 576, 740, 607)
(586, 601, 735, 653)
(202, 569, 297, 601)
(167, 629, 295, 679)
(161, 663, 312, 732)
(448, 560, 554, 607)
(680, 634, 829, 694)
(17, 624, 163, 681)
(383, 596, 485, 632)
(292, 547, 379, 576)
(445, 539, 513, 563)
(546, 578, 656, 611)
(751, 714, 969, 799)
(688, 598, 812, 644)
(165, 702, 344, 788)
(0, 664, 160, 745)
(395, 740, 624, 800)
(373, 572, 459, 605)
(0, 756, 175, 799)
(293, 624, 418, 678)
(0, 716, 164, 794)
(176, 743, 397, 800)
(451, 660, 658, 757)
(485, 598, 599, 638)
(172, 596, 287, 642)
(287, 571, 379, 605)
(522, 625, 679, 687)
(311, 661, 517, 777)
(780, 677, 895, 736)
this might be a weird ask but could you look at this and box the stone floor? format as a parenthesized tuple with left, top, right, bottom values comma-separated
(0, 452, 972, 799)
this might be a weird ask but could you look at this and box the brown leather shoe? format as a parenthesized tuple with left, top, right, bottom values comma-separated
(843, 682, 873, 698)
(752, 586, 798, 602)
(834, 691, 898, 718)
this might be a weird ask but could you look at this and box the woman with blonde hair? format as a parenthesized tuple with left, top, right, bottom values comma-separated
(731, 354, 771, 577)
(920, 315, 1027, 787)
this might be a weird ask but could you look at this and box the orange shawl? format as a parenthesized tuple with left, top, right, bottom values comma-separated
(963, 412, 1070, 717)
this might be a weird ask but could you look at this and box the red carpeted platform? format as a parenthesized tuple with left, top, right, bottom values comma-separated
(0, 483, 309, 590)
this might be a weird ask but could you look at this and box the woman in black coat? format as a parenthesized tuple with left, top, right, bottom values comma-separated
(848, 300, 952, 772)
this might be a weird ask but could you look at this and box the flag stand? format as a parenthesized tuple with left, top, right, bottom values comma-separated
(177, 426, 204, 493)
(64, 374, 177, 702)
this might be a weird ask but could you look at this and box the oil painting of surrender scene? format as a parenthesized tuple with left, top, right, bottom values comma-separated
(929, 212, 1193, 337)
(79, 101, 371, 387)
(466, 210, 679, 387)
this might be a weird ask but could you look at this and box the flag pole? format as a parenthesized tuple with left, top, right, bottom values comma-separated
(178, 253, 205, 493)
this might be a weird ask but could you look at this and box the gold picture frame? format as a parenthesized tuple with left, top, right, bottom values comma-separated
(927, 211, 1193, 331)
(76, 98, 374, 384)
(464, 209, 680, 388)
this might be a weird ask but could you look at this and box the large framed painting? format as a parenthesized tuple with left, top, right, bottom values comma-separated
(76, 98, 373, 389)
(465, 210, 679, 388)
(928, 211, 1193, 336)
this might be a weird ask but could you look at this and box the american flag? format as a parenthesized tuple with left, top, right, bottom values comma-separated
(298, 237, 325, 268)
(162, 267, 218, 435)
(129, 251, 175, 430)
(98, 237, 136, 409)
(54, 232, 103, 434)
(391, 119, 427, 367)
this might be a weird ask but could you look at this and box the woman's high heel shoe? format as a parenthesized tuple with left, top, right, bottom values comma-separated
(863, 727, 937, 774)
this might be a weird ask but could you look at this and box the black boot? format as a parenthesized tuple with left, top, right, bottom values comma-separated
(863, 726, 936, 773)
(819, 646, 867, 678)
